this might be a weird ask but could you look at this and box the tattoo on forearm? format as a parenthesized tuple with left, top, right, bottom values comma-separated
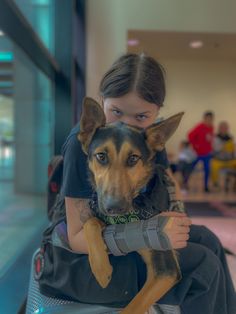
(73, 199, 92, 223)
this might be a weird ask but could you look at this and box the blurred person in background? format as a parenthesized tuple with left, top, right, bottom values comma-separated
(188, 111, 214, 192)
(167, 151, 178, 174)
(211, 121, 236, 188)
(177, 140, 196, 191)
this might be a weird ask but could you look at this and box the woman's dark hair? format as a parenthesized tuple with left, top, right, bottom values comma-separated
(99, 53, 166, 107)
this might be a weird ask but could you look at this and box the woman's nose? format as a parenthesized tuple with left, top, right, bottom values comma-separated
(119, 117, 134, 126)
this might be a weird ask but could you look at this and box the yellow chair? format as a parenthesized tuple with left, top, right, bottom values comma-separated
(211, 140, 236, 185)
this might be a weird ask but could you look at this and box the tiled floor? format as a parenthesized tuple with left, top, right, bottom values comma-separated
(181, 169, 236, 203)
(0, 179, 48, 313)
(0, 182, 47, 278)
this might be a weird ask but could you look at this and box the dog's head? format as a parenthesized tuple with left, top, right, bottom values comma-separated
(78, 97, 183, 216)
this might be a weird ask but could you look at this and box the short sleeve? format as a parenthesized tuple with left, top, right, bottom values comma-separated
(61, 128, 93, 199)
(155, 149, 169, 169)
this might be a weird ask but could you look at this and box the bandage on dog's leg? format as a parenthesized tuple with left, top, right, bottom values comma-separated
(121, 250, 180, 314)
(83, 217, 113, 288)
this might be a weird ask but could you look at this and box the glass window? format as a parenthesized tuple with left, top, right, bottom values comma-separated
(0, 35, 14, 181)
(13, 43, 55, 194)
(13, 0, 55, 54)
(0, 95, 14, 181)
(0, 33, 54, 285)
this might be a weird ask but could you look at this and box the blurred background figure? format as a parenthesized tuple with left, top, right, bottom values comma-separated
(177, 140, 196, 191)
(167, 151, 178, 174)
(188, 111, 214, 192)
(211, 121, 236, 188)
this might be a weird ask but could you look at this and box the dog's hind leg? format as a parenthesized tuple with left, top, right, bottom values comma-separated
(83, 217, 113, 288)
(121, 249, 181, 314)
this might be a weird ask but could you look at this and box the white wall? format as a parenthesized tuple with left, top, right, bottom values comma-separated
(86, 0, 126, 100)
(86, 0, 236, 97)
(119, 0, 236, 33)
(162, 59, 236, 153)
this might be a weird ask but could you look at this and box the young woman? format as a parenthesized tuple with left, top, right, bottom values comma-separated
(61, 53, 236, 314)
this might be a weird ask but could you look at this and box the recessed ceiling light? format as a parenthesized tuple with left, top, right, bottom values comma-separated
(127, 39, 139, 46)
(0, 30, 5, 36)
(189, 40, 203, 49)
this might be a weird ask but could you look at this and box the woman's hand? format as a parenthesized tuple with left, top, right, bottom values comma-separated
(159, 211, 192, 249)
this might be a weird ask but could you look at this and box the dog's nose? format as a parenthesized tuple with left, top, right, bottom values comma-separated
(104, 196, 127, 214)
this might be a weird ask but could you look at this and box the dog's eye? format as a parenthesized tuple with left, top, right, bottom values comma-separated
(127, 154, 140, 167)
(95, 152, 108, 165)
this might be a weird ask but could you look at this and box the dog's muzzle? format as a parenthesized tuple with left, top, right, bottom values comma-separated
(99, 195, 130, 216)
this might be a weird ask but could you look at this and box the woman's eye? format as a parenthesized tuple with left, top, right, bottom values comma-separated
(127, 154, 140, 167)
(95, 152, 108, 165)
(136, 115, 148, 121)
(112, 109, 122, 116)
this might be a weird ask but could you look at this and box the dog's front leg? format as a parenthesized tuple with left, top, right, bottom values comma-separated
(121, 249, 180, 314)
(83, 217, 113, 288)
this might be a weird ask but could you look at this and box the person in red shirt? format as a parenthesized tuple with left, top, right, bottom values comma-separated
(188, 111, 214, 192)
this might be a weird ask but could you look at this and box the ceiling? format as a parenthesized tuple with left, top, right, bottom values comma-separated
(127, 30, 236, 61)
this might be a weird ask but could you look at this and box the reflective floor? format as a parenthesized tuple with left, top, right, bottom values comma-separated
(0, 181, 48, 314)
(0, 182, 47, 278)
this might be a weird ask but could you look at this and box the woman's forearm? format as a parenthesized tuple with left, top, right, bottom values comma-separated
(69, 228, 89, 254)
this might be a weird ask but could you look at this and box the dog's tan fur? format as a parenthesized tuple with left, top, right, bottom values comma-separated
(88, 139, 153, 203)
(78, 97, 184, 314)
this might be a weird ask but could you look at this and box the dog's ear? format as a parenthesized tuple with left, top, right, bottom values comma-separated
(145, 112, 184, 152)
(78, 97, 106, 153)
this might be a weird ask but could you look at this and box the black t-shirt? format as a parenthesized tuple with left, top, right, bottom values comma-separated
(61, 123, 170, 199)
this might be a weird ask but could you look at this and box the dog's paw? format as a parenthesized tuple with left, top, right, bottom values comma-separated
(89, 253, 113, 288)
(84, 217, 113, 287)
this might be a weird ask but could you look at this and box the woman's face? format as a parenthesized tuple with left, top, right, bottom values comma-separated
(103, 92, 160, 129)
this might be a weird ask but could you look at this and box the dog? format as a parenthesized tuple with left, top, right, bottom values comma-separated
(78, 97, 184, 314)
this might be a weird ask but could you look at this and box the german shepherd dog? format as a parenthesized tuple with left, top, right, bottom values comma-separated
(78, 97, 184, 314)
